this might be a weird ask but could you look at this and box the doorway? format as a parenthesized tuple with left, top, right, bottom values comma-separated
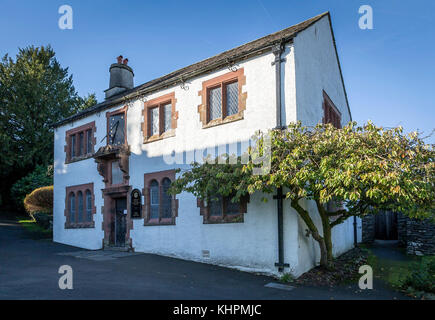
(375, 211, 398, 240)
(113, 197, 127, 246)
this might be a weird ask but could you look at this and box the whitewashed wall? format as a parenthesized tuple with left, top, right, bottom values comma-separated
(292, 15, 361, 274)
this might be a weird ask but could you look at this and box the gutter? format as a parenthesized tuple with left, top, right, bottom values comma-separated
(272, 41, 289, 272)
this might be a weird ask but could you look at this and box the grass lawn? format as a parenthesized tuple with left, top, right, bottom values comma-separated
(364, 244, 435, 299)
(18, 219, 52, 239)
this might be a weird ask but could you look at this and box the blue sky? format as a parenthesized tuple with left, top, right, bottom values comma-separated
(1, 0, 434, 142)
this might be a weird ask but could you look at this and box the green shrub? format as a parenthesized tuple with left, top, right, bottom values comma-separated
(10, 165, 53, 212)
(402, 256, 435, 294)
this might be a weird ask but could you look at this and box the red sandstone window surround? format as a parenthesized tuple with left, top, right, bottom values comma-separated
(198, 68, 247, 128)
(106, 105, 128, 146)
(322, 90, 342, 129)
(65, 183, 96, 228)
(143, 169, 178, 226)
(142, 92, 178, 143)
(65, 121, 96, 163)
(197, 194, 249, 224)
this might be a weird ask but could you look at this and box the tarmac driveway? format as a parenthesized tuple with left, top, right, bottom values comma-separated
(0, 220, 408, 300)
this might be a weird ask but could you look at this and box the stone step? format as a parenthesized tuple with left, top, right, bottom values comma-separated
(104, 245, 131, 252)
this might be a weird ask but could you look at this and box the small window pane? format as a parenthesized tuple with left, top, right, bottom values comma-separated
(109, 114, 125, 145)
(163, 103, 172, 132)
(161, 178, 172, 218)
(150, 107, 159, 136)
(208, 87, 222, 121)
(225, 81, 238, 116)
(71, 135, 76, 158)
(69, 193, 75, 222)
(86, 190, 92, 222)
(111, 161, 123, 185)
(209, 197, 222, 216)
(77, 191, 83, 223)
(86, 129, 93, 154)
(225, 197, 240, 215)
(79, 132, 84, 156)
(150, 180, 159, 219)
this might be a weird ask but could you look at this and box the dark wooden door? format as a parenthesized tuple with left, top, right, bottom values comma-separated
(115, 198, 127, 246)
(375, 211, 398, 240)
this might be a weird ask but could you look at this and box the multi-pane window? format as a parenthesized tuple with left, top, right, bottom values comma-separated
(109, 113, 125, 145)
(65, 184, 95, 228)
(148, 102, 172, 137)
(65, 122, 95, 163)
(207, 80, 238, 122)
(143, 170, 178, 225)
(143, 92, 177, 142)
(198, 194, 248, 224)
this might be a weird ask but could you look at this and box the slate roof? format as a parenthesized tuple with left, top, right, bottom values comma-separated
(54, 11, 345, 127)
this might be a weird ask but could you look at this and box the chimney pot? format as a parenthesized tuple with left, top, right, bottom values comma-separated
(117, 55, 123, 64)
(123, 58, 128, 65)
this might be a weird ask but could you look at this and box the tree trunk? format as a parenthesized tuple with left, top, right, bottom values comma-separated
(316, 200, 334, 263)
(291, 199, 331, 269)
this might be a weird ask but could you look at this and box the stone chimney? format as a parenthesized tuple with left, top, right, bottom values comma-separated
(105, 55, 134, 99)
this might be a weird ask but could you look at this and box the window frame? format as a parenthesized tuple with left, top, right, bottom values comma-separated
(106, 105, 128, 146)
(65, 121, 96, 163)
(322, 90, 342, 129)
(142, 92, 178, 144)
(143, 169, 178, 226)
(197, 194, 249, 224)
(198, 68, 247, 128)
(65, 183, 96, 229)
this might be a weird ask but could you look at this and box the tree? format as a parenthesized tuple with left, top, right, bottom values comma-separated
(170, 122, 435, 269)
(0, 45, 95, 207)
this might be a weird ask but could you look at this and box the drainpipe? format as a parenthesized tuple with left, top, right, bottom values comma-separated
(272, 42, 289, 272)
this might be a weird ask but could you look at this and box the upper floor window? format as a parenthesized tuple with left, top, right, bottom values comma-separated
(143, 170, 178, 225)
(65, 183, 96, 229)
(65, 121, 96, 163)
(197, 194, 249, 224)
(322, 91, 342, 129)
(198, 68, 247, 128)
(142, 92, 178, 143)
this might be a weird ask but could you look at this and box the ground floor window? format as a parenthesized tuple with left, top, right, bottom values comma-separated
(143, 170, 178, 226)
(198, 194, 249, 224)
(65, 183, 96, 228)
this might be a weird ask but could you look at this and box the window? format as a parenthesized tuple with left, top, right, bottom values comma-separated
(142, 92, 178, 143)
(198, 68, 247, 128)
(207, 81, 238, 122)
(86, 190, 92, 222)
(143, 170, 178, 225)
(197, 194, 249, 224)
(65, 183, 95, 228)
(322, 91, 341, 129)
(69, 192, 75, 223)
(77, 191, 83, 222)
(65, 121, 96, 163)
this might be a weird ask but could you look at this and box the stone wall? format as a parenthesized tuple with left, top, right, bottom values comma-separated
(362, 214, 375, 243)
(406, 218, 435, 256)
